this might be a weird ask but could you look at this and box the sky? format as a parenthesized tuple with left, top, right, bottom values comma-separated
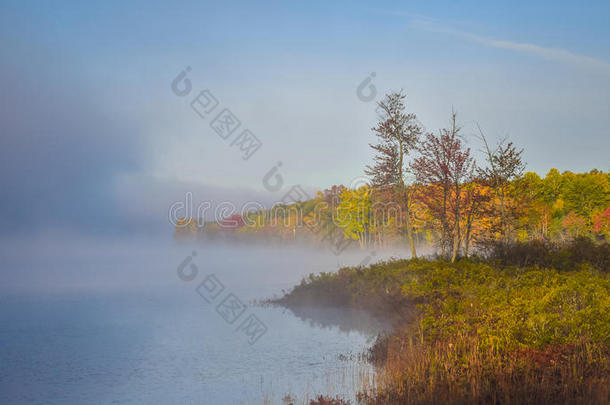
(1, 0, 609, 235)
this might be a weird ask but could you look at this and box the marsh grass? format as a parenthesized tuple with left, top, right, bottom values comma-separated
(360, 334, 608, 404)
(278, 247, 610, 404)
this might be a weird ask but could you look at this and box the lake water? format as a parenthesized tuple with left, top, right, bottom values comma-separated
(0, 235, 406, 404)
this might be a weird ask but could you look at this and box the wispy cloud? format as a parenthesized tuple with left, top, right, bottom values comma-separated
(420, 20, 610, 71)
(370, 9, 610, 71)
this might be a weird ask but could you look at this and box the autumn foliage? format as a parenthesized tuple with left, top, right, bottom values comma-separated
(175, 92, 609, 259)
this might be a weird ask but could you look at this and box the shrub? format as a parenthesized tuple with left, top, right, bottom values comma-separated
(277, 255, 610, 404)
(481, 237, 609, 271)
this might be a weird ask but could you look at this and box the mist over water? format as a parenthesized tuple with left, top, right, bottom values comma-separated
(0, 234, 409, 404)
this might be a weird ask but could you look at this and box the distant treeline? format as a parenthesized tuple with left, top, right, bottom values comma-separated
(175, 91, 609, 259)
(174, 168, 609, 251)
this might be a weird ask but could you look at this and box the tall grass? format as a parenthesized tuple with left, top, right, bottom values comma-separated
(360, 334, 608, 404)
(277, 243, 610, 404)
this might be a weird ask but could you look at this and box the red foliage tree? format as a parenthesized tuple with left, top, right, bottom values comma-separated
(411, 112, 474, 261)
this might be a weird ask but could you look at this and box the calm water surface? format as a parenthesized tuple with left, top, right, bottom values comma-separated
(0, 236, 405, 404)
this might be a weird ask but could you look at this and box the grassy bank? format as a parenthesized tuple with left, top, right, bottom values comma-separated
(276, 248, 610, 404)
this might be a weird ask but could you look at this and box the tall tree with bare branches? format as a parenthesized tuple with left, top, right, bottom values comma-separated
(477, 128, 525, 242)
(365, 91, 422, 258)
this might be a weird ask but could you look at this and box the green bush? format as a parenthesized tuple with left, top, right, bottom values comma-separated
(277, 256, 610, 404)
(280, 257, 610, 350)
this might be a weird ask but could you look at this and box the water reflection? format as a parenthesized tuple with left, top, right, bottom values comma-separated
(272, 304, 391, 337)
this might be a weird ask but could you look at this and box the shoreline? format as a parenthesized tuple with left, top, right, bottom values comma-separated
(272, 250, 609, 404)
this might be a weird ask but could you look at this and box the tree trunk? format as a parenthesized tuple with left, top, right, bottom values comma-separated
(441, 186, 448, 258)
(404, 186, 417, 258)
(464, 205, 475, 257)
(398, 130, 417, 259)
(451, 205, 460, 262)
(499, 189, 507, 242)
(406, 208, 417, 258)
(451, 182, 461, 263)
(451, 226, 459, 262)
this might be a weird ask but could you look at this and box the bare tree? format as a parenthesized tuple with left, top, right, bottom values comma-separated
(365, 91, 422, 258)
(477, 127, 525, 242)
(461, 179, 491, 257)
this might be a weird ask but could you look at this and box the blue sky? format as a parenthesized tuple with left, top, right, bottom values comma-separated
(1, 0, 609, 234)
